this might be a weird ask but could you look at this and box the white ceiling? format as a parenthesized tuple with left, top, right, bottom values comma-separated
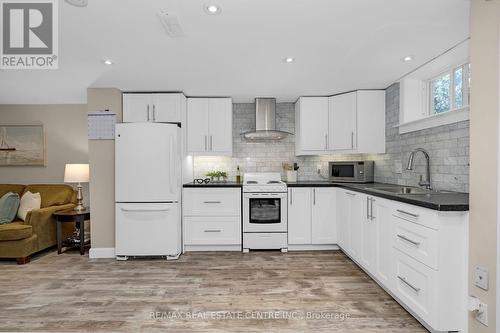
(0, 0, 470, 104)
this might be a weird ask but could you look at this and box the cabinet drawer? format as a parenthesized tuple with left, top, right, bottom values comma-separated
(393, 249, 437, 325)
(184, 216, 241, 245)
(393, 216, 439, 269)
(392, 202, 439, 230)
(183, 188, 241, 216)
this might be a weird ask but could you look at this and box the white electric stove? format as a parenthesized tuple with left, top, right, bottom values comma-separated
(242, 173, 288, 252)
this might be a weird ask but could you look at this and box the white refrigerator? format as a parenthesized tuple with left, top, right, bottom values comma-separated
(115, 122, 181, 260)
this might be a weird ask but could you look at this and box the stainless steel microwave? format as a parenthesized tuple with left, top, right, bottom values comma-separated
(329, 161, 374, 183)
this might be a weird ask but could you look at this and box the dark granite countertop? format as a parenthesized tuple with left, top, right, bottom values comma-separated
(286, 181, 469, 211)
(183, 181, 242, 188)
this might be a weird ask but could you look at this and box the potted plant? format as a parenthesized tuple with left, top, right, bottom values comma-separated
(206, 171, 217, 182)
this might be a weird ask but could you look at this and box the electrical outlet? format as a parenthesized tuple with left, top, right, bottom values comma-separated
(476, 302, 488, 326)
(394, 161, 403, 174)
(475, 266, 489, 290)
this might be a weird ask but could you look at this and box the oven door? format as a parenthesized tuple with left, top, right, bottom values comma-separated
(243, 192, 287, 233)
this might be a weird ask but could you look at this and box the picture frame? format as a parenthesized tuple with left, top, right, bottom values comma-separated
(0, 124, 47, 166)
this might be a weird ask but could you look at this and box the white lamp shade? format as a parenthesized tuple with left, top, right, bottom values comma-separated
(64, 164, 89, 183)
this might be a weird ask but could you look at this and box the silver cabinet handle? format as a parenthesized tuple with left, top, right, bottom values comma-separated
(370, 198, 375, 220)
(313, 188, 316, 205)
(325, 134, 328, 150)
(210, 135, 213, 151)
(366, 197, 370, 220)
(351, 132, 354, 149)
(152, 104, 156, 121)
(146, 104, 150, 121)
(290, 189, 293, 205)
(204, 229, 221, 233)
(345, 192, 356, 196)
(203, 201, 221, 204)
(205, 136, 207, 151)
(397, 234, 420, 247)
(396, 209, 419, 218)
(397, 275, 421, 292)
(121, 208, 170, 212)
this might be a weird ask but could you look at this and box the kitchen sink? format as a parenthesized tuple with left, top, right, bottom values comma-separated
(366, 186, 449, 195)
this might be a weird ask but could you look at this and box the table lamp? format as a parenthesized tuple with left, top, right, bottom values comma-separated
(64, 164, 89, 212)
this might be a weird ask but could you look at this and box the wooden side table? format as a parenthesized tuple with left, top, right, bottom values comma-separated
(53, 208, 90, 255)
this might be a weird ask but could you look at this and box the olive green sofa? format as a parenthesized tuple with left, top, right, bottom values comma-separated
(0, 184, 76, 264)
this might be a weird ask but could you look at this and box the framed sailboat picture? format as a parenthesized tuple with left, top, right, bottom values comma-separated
(0, 125, 46, 166)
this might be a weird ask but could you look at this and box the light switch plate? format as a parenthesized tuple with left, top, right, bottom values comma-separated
(475, 266, 489, 290)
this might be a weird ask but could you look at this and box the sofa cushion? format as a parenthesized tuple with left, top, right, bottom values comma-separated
(0, 192, 20, 225)
(17, 191, 41, 221)
(0, 184, 25, 198)
(23, 184, 74, 208)
(0, 222, 32, 241)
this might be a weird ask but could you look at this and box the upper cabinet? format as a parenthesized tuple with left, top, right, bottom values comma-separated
(187, 98, 232, 156)
(294, 97, 329, 152)
(295, 90, 385, 155)
(328, 92, 357, 150)
(122, 93, 185, 123)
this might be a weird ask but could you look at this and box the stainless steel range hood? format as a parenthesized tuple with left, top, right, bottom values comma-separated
(241, 98, 293, 141)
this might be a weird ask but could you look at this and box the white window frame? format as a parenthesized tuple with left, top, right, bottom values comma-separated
(428, 62, 470, 116)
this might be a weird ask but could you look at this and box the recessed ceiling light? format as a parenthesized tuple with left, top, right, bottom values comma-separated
(402, 55, 413, 62)
(64, 0, 88, 7)
(284, 57, 295, 63)
(204, 4, 221, 15)
(103, 59, 113, 65)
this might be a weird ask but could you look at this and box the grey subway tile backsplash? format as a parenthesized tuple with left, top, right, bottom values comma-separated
(193, 82, 469, 192)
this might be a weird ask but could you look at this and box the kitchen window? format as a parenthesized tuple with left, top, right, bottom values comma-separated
(430, 63, 470, 115)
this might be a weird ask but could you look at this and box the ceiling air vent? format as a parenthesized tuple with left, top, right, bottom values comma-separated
(158, 11, 185, 38)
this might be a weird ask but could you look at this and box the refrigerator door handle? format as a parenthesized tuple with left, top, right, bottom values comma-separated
(169, 137, 174, 196)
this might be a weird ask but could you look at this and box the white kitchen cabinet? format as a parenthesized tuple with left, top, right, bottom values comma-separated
(182, 188, 241, 251)
(356, 91, 385, 153)
(187, 97, 232, 156)
(360, 195, 376, 271)
(294, 97, 329, 154)
(347, 191, 363, 260)
(287, 187, 312, 245)
(329, 92, 357, 150)
(337, 187, 468, 333)
(295, 90, 385, 155)
(208, 98, 233, 154)
(311, 188, 337, 244)
(288, 187, 337, 249)
(123, 93, 185, 123)
(372, 197, 393, 287)
(358, 195, 393, 286)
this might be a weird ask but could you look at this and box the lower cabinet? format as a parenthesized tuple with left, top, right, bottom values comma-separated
(336, 190, 363, 260)
(337, 189, 468, 333)
(288, 187, 337, 248)
(182, 188, 242, 251)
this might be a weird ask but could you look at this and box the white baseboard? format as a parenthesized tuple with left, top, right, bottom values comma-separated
(89, 247, 115, 259)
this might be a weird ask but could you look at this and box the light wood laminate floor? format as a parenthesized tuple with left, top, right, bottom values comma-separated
(0, 250, 426, 332)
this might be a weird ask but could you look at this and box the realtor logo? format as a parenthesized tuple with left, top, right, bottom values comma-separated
(0, 0, 58, 69)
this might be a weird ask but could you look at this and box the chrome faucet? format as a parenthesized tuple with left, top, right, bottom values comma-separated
(406, 148, 432, 190)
